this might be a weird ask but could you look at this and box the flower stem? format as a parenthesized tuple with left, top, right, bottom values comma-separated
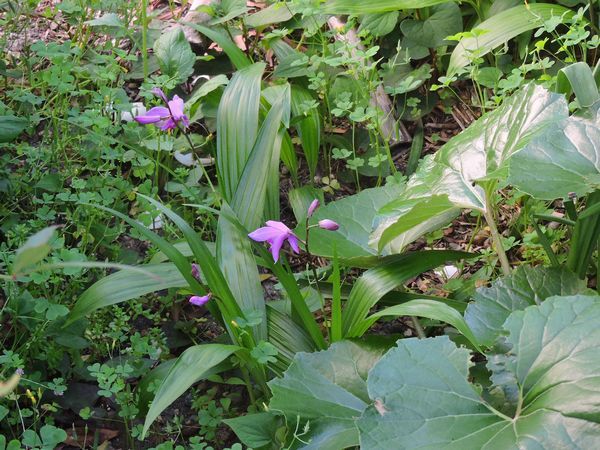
(483, 190, 511, 276)
(181, 130, 218, 200)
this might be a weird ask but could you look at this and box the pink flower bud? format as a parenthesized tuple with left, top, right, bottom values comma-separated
(307, 199, 320, 218)
(189, 293, 211, 307)
(318, 219, 339, 231)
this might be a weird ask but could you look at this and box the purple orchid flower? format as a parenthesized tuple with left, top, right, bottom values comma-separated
(135, 88, 190, 131)
(189, 293, 211, 307)
(307, 199, 320, 218)
(248, 220, 300, 262)
(318, 219, 340, 231)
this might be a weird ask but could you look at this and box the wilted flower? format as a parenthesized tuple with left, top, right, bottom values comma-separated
(189, 293, 211, 307)
(307, 199, 320, 218)
(191, 263, 201, 281)
(318, 219, 339, 231)
(248, 220, 300, 262)
(135, 88, 190, 131)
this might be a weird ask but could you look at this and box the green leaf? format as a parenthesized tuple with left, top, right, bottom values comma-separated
(322, 0, 452, 14)
(216, 63, 265, 202)
(185, 23, 251, 70)
(245, 2, 295, 28)
(508, 114, 600, 200)
(371, 83, 567, 252)
(12, 226, 59, 275)
(67, 263, 187, 324)
(400, 3, 462, 49)
(142, 344, 241, 438)
(358, 295, 600, 449)
(359, 12, 399, 37)
(268, 340, 389, 449)
(231, 87, 287, 229)
(153, 28, 196, 84)
(0, 115, 28, 143)
(464, 265, 590, 347)
(366, 299, 481, 351)
(448, 4, 573, 75)
(209, 0, 247, 24)
(343, 251, 473, 337)
(291, 85, 321, 178)
(224, 413, 283, 448)
(557, 62, 600, 108)
(217, 204, 267, 342)
(300, 183, 406, 268)
(85, 13, 124, 27)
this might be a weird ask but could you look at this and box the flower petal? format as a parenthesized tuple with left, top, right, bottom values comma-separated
(287, 234, 300, 254)
(269, 235, 287, 262)
(159, 118, 177, 131)
(152, 87, 169, 103)
(168, 95, 185, 120)
(248, 226, 282, 242)
(265, 220, 291, 234)
(318, 219, 340, 231)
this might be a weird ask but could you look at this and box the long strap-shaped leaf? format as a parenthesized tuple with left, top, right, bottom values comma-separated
(362, 299, 482, 352)
(448, 4, 573, 75)
(138, 195, 244, 329)
(141, 344, 241, 438)
(343, 250, 472, 337)
(216, 63, 265, 202)
(322, 0, 451, 14)
(183, 22, 252, 70)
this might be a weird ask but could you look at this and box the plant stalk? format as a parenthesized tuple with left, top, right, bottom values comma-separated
(483, 191, 511, 276)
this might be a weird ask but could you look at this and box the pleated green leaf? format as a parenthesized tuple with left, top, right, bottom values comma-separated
(448, 4, 573, 75)
(343, 251, 472, 337)
(217, 63, 265, 202)
(142, 344, 241, 438)
(291, 85, 321, 178)
(184, 22, 251, 70)
(322, 0, 451, 14)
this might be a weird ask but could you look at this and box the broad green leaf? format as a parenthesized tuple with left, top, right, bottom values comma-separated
(300, 183, 406, 268)
(268, 340, 389, 449)
(288, 185, 324, 225)
(187, 74, 229, 107)
(67, 263, 187, 324)
(557, 62, 600, 108)
(343, 250, 472, 337)
(291, 85, 321, 178)
(224, 412, 283, 448)
(371, 84, 567, 252)
(322, 0, 452, 14)
(464, 265, 591, 348)
(245, 2, 295, 28)
(209, 0, 247, 24)
(217, 204, 267, 342)
(358, 296, 600, 449)
(185, 23, 251, 70)
(85, 13, 124, 27)
(448, 4, 573, 75)
(359, 12, 399, 37)
(12, 226, 59, 275)
(142, 344, 241, 438)
(153, 28, 196, 84)
(364, 299, 481, 351)
(400, 3, 462, 49)
(0, 115, 28, 143)
(216, 63, 265, 201)
(508, 116, 600, 200)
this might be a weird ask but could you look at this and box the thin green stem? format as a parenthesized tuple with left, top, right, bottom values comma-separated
(483, 190, 511, 276)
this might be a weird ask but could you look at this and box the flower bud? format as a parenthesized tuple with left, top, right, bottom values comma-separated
(189, 293, 211, 306)
(191, 263, 201, 281)
(318, 219, 339, 231)
(307, 199, 320, 218)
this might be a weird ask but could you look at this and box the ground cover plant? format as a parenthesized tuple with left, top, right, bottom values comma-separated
(1, 0, 600, 449)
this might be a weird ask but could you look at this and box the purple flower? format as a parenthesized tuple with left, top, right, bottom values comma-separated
(191, 263, 201, 281)
(135, 88, 190, 131)
(15, 368, 24, 376)
(189, 293, 211, 307)
(248, 220, 300, 262)
(318, 219, 339, 231)
(307, 199, 320, 218)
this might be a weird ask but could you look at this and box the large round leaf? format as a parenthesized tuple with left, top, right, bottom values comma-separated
(464, 265, 591, 347)
(358, 295, 600, 449)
